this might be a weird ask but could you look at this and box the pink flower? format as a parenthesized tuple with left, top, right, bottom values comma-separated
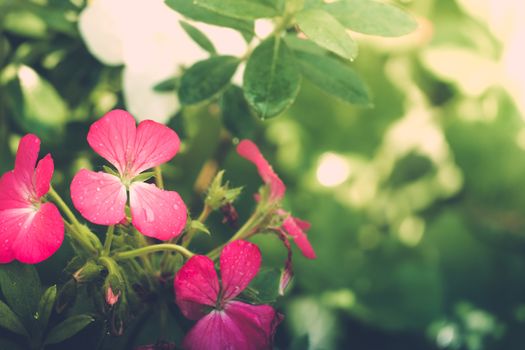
(174, 240, 281, 350)
(70, 110, 187, 240)
(105, 286, 121, 306)
(0, 134, 64, 264)
(236, 140, 316, 259)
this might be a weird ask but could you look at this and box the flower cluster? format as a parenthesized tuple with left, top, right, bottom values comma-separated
(0, 109, 315, 349)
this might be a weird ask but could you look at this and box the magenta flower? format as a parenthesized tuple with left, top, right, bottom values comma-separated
(0, 134, 64, 264)
(236, 140, 316, 259)
(174, 240, 281, 350)
(70, 109, 187, 240)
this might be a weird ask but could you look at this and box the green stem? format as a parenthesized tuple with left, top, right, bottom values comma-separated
(207, 208, 268, 260)
(154, 166, 164, 189)
(102, 225, 115, 256)
(48, 186, 99, 255)
(182, 204, 212, 248)
(113, 244, 194, 260)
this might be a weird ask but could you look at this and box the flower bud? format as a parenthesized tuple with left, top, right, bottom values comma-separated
(205, 170, 242, 210)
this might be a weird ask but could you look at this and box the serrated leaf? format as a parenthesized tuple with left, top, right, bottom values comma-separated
(324, 0, 417, 37)
(165, 0, 254, 36)
(220, 85, 258, 138)
(243, 37, 301, 119)
(153, 77, 179, 92)
(296, 8, 358, 61)
(180, 20, 216, 54)
(179, 56, 240, 105)
(37, 285, 57, 331)
(0, 300, 29, 337)
(44, 314, 94, 345)
(0, 262, 41, 327)
(194, 0, 280, 20)
(295, 51, 370, 105)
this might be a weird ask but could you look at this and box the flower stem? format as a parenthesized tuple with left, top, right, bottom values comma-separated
(154, 166, 164, 189)
(48, 186, 100, 255)
(182, 204, 212, 248)
(113, 244, 194, 260)
(102, 225, 115, 256)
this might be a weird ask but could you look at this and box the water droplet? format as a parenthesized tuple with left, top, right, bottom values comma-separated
(33, 312, 40, 319)
(96, 187, 100, 192)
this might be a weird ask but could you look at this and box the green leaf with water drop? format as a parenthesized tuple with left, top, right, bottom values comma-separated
(243, 37, 302, 119)
(324, 0, 417, 37)
(0, 300, 29, 337)
(37, 285, 57, 331)
(295, 8, 358, 61)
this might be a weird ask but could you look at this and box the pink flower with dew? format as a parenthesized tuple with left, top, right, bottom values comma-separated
(0, 134, 64, 264)
(70, 110, 187, 240)
(174, 240, 282, 350)
(236, 140, 316, 259)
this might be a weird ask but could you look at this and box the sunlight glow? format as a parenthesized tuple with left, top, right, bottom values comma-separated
(316, 153, 351, 187)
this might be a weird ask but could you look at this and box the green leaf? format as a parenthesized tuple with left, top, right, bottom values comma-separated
(193, 0, 280, 20)
(220, 85, 258, 138)
(37, 285, 57, 331)
(324, 0, 417, 37)
(180, 20, 216, 54)
(0, 300, 29, 337)
(295, 8, 358, 61)
(0, 262, 41, 327)
(243, 37, 302, 119)
(5, 65, 68, 141)
(165, 0, 254, 36)
(294, 51, 370, 105)
(44, 314, 95, 345)
(179, 56, 240, 105)
(153, 77, 179, 92)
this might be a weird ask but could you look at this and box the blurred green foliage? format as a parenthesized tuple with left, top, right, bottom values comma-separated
(1, 0, 525, 349)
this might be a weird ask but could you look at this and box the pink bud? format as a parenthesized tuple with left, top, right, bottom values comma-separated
(106, 287, 120, 306)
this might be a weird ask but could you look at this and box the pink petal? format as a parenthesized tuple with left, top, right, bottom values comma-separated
(87, 109, 136, 175)
(276, 231, 293, 296)
(129, 120, 180, 175)
(0, 203, 64, 264)
(282, 217, 316, 259)
(182, 302, 281, 350)
(236, 140, 285, 201)
(174, 255, 220, 320)
(292, 217, 311, 231)
(70, 169, 127, 225)
(129, 182, 187, 241)
(34, 154, 54, 198)
(13, 134, 40, 186)
(220, 240, 261, 301)
(0, 172, 30, 210)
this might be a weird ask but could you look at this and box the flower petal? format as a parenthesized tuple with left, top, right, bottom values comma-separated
(225, 301, 282, 350)
(282, 217, 316, 259)
(129, 120, 180, 175)
(174, 255, 219, 320)
(182, 302, 281, 350)
(236, 140, 285, 201)
(87, 109, 137, 175)
(71, 169, 127, 225)
(34, 154, 54, 198)
(0, 207, 27, 264)
(129, 182, 187, 241)
(10, 203, 64, 264)
(0, 172, 30, 210)
(220, 240, 261, 301)
(14, 134, 40, 189)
